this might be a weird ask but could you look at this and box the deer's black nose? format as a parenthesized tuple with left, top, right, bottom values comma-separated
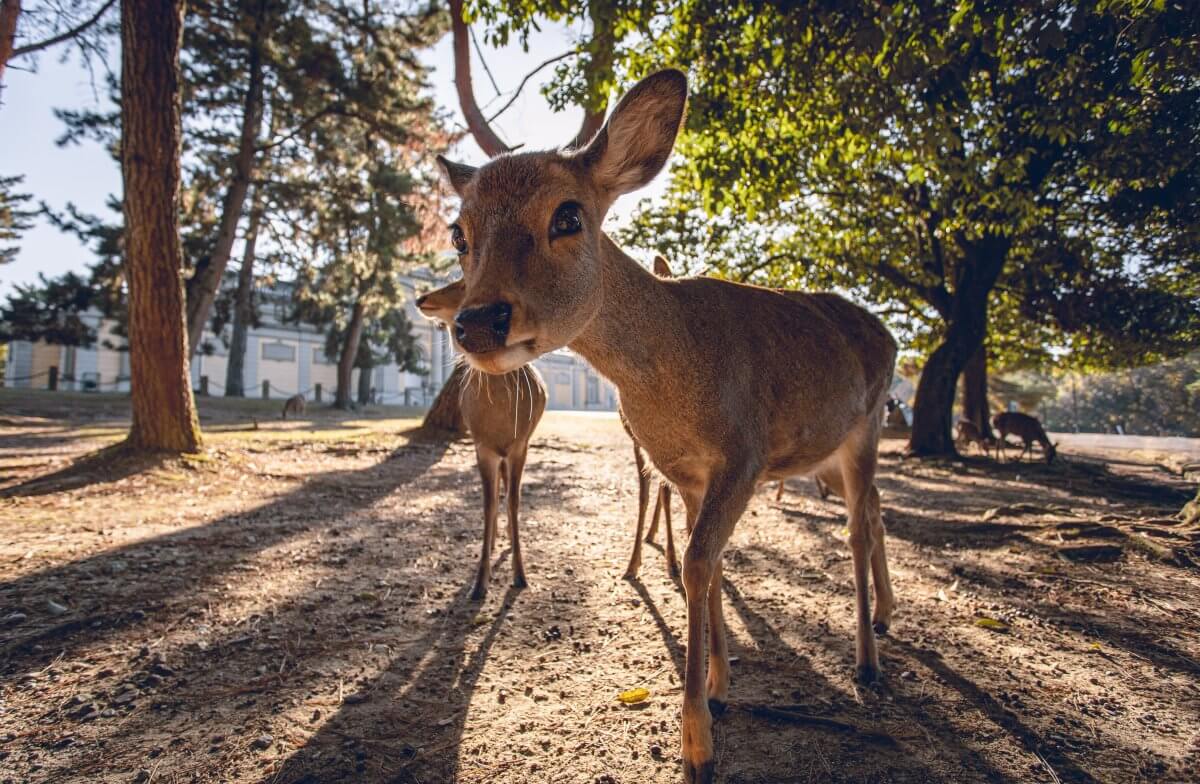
(454, 302, 512, 353)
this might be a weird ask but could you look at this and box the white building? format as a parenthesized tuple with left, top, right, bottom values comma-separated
(3, 270, 618, 412)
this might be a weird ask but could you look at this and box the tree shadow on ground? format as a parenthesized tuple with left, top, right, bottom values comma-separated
(0, 438, 452, 672)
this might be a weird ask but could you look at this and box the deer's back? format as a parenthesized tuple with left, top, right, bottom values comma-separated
(620, 278, 897, 485)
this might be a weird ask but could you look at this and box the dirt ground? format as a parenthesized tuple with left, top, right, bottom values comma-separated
(2, 389, 1199, 784)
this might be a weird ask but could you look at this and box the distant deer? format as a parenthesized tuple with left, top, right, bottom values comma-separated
(281, 394, 306, 420)
(955, 419, 997, 456)
(625, 255, 680, 580)
(992, 411, 1057, 464)
(426, 70, 898, 783)
(417, 280, 547, 599)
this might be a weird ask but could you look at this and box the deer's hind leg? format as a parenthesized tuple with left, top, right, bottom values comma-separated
(505, 444, 529, 589)
(833, 425, 886, 683)
(661, 484, 679, 578)
(471, 446, 503, 600)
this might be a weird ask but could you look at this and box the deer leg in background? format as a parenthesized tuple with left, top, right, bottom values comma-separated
(626, 442, 651, 578)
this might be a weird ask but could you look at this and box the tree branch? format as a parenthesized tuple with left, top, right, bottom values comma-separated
(486, 48, 580, 124)
(449, 0, 509, 157)
(11, 0, 116, 58)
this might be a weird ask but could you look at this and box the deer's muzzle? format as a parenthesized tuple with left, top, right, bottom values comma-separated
(454, 302, 512, 354)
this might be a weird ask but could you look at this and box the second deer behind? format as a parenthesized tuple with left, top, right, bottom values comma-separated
(418, 280, 547, 599)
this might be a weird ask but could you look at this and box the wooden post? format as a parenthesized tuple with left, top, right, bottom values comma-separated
(48, 366, 58, 391)
(199, 375, 209, 396)
(314, 383, 322, 403)
(262, 380, 270, 399)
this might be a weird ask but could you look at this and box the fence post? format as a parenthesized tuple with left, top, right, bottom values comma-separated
(48, 366, 58, 391)
(199, 375, 209, 396)
(314, 383, 322, 403)
(262, 380, 270, 399)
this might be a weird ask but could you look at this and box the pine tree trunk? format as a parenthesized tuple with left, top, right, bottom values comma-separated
(961, 343, 994, 439)
(224, 192, 262, 397)
(185, 1, 267, 355)
(909, 237, 1008, 457)
(421, 363, 467, 435)
(357, 363, 372, 405)
(335, 300, 366, 409)
(121, 0, 201, 454)
(0, 0, 19, 87)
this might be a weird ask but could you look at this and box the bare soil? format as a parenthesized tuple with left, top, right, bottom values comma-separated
(1, 389, 1199, 784)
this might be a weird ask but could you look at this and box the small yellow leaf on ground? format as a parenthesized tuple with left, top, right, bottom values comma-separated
(471, 613, 489, 626)
(617, 687, 650, 704)
(973, 616, 1010, 632)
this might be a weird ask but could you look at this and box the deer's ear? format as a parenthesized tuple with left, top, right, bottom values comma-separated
(416, 279, 466, 325)
(436, 155, 478, 196)
(652, 255, 673, 277)
(577, 69, 687, 198)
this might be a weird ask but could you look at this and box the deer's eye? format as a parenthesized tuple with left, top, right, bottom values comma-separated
(450, 225, 468, 255)
(550, 202, 583, 238)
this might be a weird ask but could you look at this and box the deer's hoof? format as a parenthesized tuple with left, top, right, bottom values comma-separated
(512, 573, 528, 590)
(855, 663, 882, 685)
(623, 565, 640, 581)
(469, 582, 487, 602)
(683, 758, 715, 784)
(872, 621, 890, 637)
(706, 698, 727, 717)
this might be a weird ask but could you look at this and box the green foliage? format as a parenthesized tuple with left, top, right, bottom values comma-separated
(0, 272, 97, 346)
(610, 0, 1199, 371)
(0, 175, 36, 266)
(1035, 354, 1200, 437)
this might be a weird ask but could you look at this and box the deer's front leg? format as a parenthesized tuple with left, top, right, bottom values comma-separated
(679, 474, 755, 784)
(471, 448, 502, 601)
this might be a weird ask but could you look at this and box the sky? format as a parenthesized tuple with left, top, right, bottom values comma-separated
(0, 15, 669, 297)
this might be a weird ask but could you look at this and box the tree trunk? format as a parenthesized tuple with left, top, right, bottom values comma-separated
(334, 300, 366, 409)
(0, 0, 19, 88)
(121, 0, 201, 453)
(185, 1, 267, 355)
(421, 363, 467, 435)
(224, 190, 263, 397)
(960, 342, 994, 439)
(909, 237, 1008, 457)
(357, 363, 372, 406)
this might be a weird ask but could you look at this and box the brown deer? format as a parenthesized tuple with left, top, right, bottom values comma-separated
(428, 70, 897, 783)
(955, 419, 997, 456)
(992, 411, 1057, 464)
(625, 255, 680, 580)
(280, 394, 306, 420)
(417, 280, 547, 599)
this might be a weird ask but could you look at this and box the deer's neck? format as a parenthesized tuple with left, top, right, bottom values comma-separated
(568, 235, 680, 398)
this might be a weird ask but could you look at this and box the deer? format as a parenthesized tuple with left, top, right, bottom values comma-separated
(955, 419, 997, 456)
(281, 394, 306, 420)
(416, 280, 548, 600)
(992, 411, 1057, 464)
(426, 69, 897, 783)
(625, 255, 681, 580)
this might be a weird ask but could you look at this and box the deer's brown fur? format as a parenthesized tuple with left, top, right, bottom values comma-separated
(624, 255, 680, 580)
(993, 411, 1057, 464)
(955, 419, 997, 456)
(417, 280, 547, 599)
(430, 70, 897, 783)
(281, 394, 305, 420)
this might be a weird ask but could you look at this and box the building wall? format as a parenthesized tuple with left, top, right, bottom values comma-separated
(2, 270, 620, 410)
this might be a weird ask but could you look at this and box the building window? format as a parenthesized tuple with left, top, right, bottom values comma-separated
(313, 347, 334, 365)
(587, 376, 599, 404)
(262, 341, 296, 362)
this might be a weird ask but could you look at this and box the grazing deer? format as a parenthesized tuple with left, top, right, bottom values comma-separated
(428, 70, 897, 783)
(955, 419, 997, 456)
(281, 394, 306, 420)
(625, 255, 681, 580)
(992, 411, 1057, 464)
(417, 280, 548, 599)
